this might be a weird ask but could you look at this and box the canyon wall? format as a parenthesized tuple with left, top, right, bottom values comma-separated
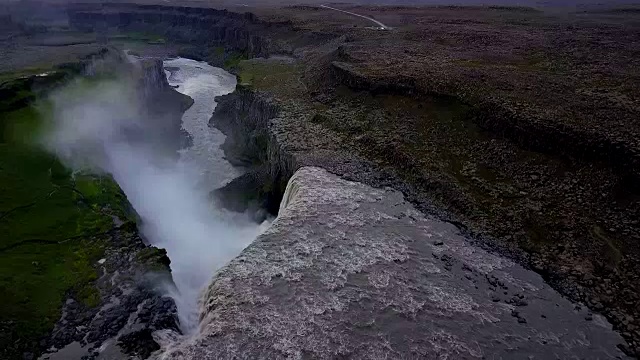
(68, 4, 287, 58)
(209, 86, 296, 215)
(64, 4, 640, 356)
(137, 58, 194, 152)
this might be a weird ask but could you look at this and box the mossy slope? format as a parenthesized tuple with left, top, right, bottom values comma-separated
(0, 74, 131, 359)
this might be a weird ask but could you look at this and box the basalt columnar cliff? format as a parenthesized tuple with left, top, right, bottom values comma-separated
(68, 4, 282, 59)
(5, 1, 640, 358)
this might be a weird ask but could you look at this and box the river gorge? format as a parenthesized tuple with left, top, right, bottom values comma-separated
(158, 58, 629, 359)
(2, 1, 640, 358)
(44, 54, 631, 360)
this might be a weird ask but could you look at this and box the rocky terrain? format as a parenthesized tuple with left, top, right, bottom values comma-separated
(3, 0, 640, 358)
(60, 2, 640, 356)
(40, 223, 180, 360)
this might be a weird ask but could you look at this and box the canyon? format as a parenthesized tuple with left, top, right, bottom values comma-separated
(1, 1, 640, 359)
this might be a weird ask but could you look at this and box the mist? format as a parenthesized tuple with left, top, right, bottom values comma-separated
(41, 63, 264, 333)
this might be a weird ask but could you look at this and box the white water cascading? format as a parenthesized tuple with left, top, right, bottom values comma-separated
(44, 57, 267, 336)
(157, 57, 268, 333)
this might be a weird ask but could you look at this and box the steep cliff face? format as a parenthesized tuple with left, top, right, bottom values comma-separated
(136, 58, 194, 152)
(138, 58, 170, 99)
(208, 77, 401, 218)
(67, 4, 285, 58)
(210, 86, 296, 215)
(212, 85, 279, 167)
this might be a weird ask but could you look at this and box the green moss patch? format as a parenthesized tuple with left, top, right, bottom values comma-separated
(223, 51, 248, 70)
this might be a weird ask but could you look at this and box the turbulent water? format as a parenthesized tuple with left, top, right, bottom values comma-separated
(44, 57, 265, 335)
(157, 58, 265, 332)
(160, 165, 631, 359)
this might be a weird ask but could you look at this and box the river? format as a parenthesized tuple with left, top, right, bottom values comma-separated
(164, 58, 240, 191)
(152, 58, 265, 333)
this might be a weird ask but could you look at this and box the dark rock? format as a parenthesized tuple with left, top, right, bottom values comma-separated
(42, 226, 179, 357)
(118, 329, 161, 359)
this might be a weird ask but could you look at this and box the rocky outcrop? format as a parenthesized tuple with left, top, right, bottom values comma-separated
(160, 167, 629, 359)
(135, 57, 194, 152)
(41, 223, 179, 360)
(137, 58, 169, 99)
(212, 85, 279, 167)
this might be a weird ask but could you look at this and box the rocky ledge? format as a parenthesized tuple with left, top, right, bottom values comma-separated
(40, 223, 179, 360)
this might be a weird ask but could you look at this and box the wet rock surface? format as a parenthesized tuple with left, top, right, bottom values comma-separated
(40, 223, 179, 360)
(211, 86, 289, 215)
(136, 58, 194, 153)
(161, 167, 629, 359)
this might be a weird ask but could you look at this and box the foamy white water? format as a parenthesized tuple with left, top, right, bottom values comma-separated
(44, 56, 264, 336)
(155, 58, 263, 333)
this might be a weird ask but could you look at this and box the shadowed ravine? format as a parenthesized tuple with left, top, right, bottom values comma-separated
(155, 58, 267, 333)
